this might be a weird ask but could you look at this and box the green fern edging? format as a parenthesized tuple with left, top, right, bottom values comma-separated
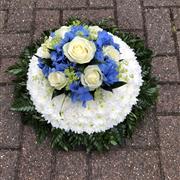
(7, 18, 158, 152)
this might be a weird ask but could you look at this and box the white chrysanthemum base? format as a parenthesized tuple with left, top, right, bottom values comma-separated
(27, 35, 143, 134)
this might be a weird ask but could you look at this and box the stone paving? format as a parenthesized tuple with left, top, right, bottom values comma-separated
(0, 0, 180, 179)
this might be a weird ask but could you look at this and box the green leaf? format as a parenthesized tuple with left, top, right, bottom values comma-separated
(111, 81, 126, 88)
(52, 89, 66, 99)
(11, 98, 34, 112)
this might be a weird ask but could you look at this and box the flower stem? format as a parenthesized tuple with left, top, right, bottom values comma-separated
(59, 95, 67, 116)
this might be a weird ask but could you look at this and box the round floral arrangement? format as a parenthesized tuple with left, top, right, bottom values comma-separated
(8, 19, 157, 151)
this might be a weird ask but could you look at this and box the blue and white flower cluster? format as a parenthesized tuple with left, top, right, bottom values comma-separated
(36, 25, 123, 106)
(27, 25, 143, 133)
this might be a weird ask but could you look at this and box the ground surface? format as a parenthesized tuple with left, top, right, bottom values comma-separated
(0, 0, 180, 180)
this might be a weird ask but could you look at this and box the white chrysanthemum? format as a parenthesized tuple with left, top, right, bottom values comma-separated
(27, 26, 143, 134)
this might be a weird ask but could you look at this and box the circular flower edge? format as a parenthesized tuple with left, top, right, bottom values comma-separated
(8, 19, 158, 152)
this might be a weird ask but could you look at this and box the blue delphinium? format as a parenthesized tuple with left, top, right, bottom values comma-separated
(94, 31, 120, 62)
(99, 57, 119, 85)
(96, 31, 119, 50)
(69, 82, 93, 107)
(38, 58, 53, 77)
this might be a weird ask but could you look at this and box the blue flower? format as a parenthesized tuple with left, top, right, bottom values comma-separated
(69, 82, 93, 107)
(50, 51, 64, 63)
(95, 30, 120, 50)
(38, 58, 52, 77)
(96, 31, 113, 48)
(99, 58, 119, 85)
(95, 49, 104, 62)
(71, 25, 89, 37)
(50, 32, 55, 38)
(53, 62, 69, 72)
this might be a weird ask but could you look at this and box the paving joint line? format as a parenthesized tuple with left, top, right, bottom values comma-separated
(156, 112, 180, 116)
(113, 0, 118, 26)
(0, 147, 20, 151)
(3, 9, 9, 30)
(50, 149, 57, 180)
(35, 6, 114, 11)
(144, 6, 180, 9)
(169, 8, 180, 77)
(140, 0, 148, 47)
(86, 0, 90, 7)
(14, 124, 24, 180)
(154, 108, 166, 180)
(86, 152, 92, 180)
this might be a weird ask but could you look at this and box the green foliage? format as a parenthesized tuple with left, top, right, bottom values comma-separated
(7, 18, 158, 152)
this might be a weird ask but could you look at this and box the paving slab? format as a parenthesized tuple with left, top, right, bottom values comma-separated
(0, 85, 21, 148)
(89, 0, 114, 7)
(126, 109, 157, 147)
(145, 8, 175, 55)
(157, 85, 180, 113)
(152, 56, 180, 82)
(0, 150, 18, 180)
(158, 116, 180, 180)
(91, 149, 161, 180)
(34, 10, 60, 40)
(143, 0, 180, 7)
(54, 151, 87, 180)
(9, 0, 35, 9)
(116, 0, 143, 29)
(63, 9, 114, 24)
(0, 58, 17, 83)
(6, 9, 33, 32)
(36, 0, 87, 8)
(19, 126, 53, 180)
(0, 33, 31, 56)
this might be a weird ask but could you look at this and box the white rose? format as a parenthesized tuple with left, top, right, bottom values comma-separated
(48, 72, 67, 90)
(103, 45, 121, 62)
(55, 26, 70, 39)
(81, 65, 103, 90)
(88, 26, 102, 39)
(36, 47, 50, 59)
(63, 36, 96, 64)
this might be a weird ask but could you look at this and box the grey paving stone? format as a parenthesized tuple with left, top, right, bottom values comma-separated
(116, 0, 143, 29)
(7, 9, 33, 32)
(157, 85, 180, 113)
(0, 0, 9, 9)
(126, 109, 157, 147)
(63, 9, 114, 23)
(145, 9, 175, 55)
(173, 8, 180, 30)
(152, 56, 180, 82)
(54, 151, 87, 180)
(34, 10, 60, 40)
(0, 85, 21, 147)
(161, 148, 180, 180)
(0, 33, 31, 56)
(89, 0, 114, 7)
(158, 116, 180, 150)
(0, 58, 17, 83)
(143, 0, 180, 6)
(9, 0, 35, 9)
(0, 150, 18, 180)
(36, 0, 87, 8)
(19, 126, 53, 180)
(0, 11, 6, 29)
(91, 150, 161, 180)
(158, 116, 180, 180)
